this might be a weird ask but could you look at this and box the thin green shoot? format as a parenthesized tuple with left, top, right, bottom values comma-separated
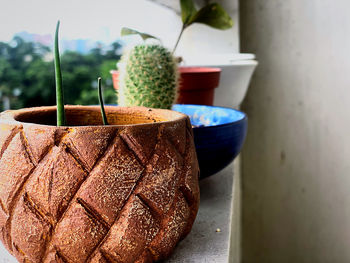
(98, 77, 109, 125)
(54, 20, 66, 126)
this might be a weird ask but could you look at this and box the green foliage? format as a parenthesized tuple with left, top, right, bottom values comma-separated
(0, 36, 53, 110)
(180, 0, 197, 24)
(118, 44, 178, 109)
(172, 0, 233, 53)
(181, 1, 233, 29)
(75, 85, 116, 105)
(24, 57, 56, 107)
(0, 36, 121, 111)
(122, 0, 233, 54)
(121, 27, 159, 42)
(100, 60, 117, 81)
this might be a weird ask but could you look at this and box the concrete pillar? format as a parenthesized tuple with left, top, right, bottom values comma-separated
(240, 1, 350, 262)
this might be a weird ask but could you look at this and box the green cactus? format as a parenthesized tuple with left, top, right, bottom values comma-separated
(118, 44, 178, 109)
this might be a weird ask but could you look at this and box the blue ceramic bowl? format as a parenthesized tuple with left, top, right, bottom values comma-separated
(172, 104, 248, 179)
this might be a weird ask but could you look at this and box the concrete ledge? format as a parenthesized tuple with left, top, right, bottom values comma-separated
(168, 162, 237, 262)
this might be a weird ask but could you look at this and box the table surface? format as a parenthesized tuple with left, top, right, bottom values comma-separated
(0, 163, 236, 263)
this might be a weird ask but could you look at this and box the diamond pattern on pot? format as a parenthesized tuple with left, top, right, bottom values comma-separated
(77, 136, 144, 226)
(135, 137, 184, 216)
(50, 201, 109, 263)
(62, 126, 117, 171)
(24, 146, 87, 220)
(0, 113, 200, 263)
(11, 193, 52, 262)
(22, 125, 56, 164)
(0, 132, 34, 215)
(99, 195, 159, 262)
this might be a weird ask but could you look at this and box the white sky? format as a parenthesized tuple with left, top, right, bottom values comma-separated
(0, 0, 239, 58)
(0, 0, 181, 47)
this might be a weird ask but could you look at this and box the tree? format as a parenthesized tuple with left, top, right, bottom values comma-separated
(0, 36, 122, 111)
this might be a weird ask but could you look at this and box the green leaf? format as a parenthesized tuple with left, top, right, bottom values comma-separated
(180, 0, 197, 25)
(189, 3, 233, 30)
(121, 27, 160, 41)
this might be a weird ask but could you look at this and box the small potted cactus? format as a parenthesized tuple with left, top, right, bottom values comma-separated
(118, 44, 178, 109)
(0, 21, 199, 263)
(111, 0, 233, 107)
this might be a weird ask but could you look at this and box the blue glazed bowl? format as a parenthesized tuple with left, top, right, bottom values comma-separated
(172, 104, 248, 179)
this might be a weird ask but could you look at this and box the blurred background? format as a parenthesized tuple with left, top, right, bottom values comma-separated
(0, 0, 237, 110)
(2, 0, 350, 262)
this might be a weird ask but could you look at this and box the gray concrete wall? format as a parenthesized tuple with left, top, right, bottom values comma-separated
(240, 1, 350, 262)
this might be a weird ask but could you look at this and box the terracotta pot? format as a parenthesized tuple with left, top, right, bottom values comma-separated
(110, 69, 119, 91)
(177, 67, 221, 106)
(0, 105, 199, 263)
(110, 67, 221, 106)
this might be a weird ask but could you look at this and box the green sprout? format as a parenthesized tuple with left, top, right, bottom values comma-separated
(98, 77, 109, 125)
(54, 20, 66, 126)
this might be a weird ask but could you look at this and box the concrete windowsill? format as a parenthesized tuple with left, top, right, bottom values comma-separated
(168, 160, 239, 263)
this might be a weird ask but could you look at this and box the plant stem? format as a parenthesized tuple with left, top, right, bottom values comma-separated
(172, 25, 186, 55)
(54, 20, 65, 126)
(98, 77, 109, 125)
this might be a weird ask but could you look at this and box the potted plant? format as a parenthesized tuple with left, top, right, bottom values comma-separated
(111, 0, 233, 106)
(0, 21, 199, 263)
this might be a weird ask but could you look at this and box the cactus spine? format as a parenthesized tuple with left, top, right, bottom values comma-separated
(118, 44, 178, 109)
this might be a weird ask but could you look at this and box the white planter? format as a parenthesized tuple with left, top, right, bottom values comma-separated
(184, 53, 258, 109)
(214, 60, 258, 109)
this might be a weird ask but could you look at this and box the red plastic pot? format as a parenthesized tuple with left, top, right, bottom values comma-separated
(178, 67, 221, 106)
(110, 67, 221, 106)
(110, 70, 119, 91)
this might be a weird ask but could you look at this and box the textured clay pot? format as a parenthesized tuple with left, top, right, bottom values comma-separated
(0, 105, 199, 263)
(177, 67, 221, 106)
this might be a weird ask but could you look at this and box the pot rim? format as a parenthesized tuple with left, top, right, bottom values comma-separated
(178, 67, 221, 74)
(0, 105, 188, 129)
(110, 69, 119, 74)
(173, 104, 248, 130)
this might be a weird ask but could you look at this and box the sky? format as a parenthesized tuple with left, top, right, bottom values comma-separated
(0, 0, 181, 46)
(0, 0, 239, 59)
